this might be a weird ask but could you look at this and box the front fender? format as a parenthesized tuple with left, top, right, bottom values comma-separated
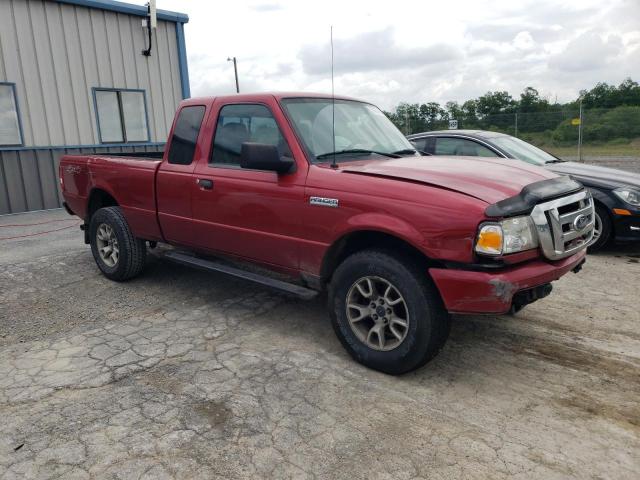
(334, 212, 427, 253)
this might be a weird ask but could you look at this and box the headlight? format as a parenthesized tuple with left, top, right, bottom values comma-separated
(613, 188, 640, 207)
(475, 216, 539, 256)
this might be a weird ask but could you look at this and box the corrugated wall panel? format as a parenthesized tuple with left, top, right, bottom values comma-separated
(165, 20, 184, 110)
(104, 10, 126, 89)
(2, 152, 28, 213)
(18, 150, 44, 211)
(35, 150, 60, 209)
(156, 21, 179, 135)
(118, 13, 139, 90)
(26, 0, 67, 145)
(43, 0, 82, 145)
(0, 157, 11, 214)
(0, 0, 182, 147)
(60, 4, 96, 143)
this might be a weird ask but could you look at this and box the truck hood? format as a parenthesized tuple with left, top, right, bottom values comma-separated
(340, 156, 557, 204)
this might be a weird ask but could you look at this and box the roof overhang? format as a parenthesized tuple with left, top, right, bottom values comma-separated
(54, 0, 189, 23)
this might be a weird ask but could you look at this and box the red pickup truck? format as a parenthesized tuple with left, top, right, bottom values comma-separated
(60, 93, 594, 374)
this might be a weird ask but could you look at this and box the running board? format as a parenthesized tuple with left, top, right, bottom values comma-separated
(162, 251, 318, 300)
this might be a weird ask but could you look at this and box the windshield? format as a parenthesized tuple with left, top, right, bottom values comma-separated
(490, 135, 561, 166)
(281, 98, 414, 162)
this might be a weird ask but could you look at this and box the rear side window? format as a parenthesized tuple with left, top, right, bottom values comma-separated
(210, 104, 291, 166)
(434, 137, 498, 157)
(167, 106, 206, 165)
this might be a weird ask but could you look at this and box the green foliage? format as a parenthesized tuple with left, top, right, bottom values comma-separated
(385, 77, 640, 145)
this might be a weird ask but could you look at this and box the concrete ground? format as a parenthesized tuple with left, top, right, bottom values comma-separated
(1, 209, 639, 480)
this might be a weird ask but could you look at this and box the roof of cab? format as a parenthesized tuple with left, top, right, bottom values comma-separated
(179, 92, 367, 107)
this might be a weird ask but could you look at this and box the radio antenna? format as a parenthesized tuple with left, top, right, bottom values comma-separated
(330, 25, 337, 169)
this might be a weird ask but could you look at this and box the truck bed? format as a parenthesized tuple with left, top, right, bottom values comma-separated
(60, 154, 163, 240)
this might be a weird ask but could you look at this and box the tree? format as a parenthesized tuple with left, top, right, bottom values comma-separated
(476, 91, 516, 117)
(519, 87, 550, 113)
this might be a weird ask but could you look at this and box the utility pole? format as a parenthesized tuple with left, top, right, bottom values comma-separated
(514, 113, 518, 138)
(578, 97, 583, 162)
(227, 57, 239, 93)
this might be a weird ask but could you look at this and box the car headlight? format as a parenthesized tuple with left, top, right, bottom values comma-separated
(613, 188, 640, 207)
(475, 216, 539, 256)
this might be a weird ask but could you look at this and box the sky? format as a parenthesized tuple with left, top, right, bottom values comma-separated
(152, 0, 639, 110)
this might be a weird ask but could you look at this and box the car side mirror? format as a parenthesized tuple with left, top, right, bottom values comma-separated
(240, 142, 294, 174)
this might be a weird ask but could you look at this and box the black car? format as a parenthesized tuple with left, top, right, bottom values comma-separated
(408, 130, 640, 251)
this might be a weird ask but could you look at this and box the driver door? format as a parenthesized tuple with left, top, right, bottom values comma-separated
(191, 100, 307, 271)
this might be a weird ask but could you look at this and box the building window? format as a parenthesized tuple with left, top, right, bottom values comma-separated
(93, 88, 149, 143)
(0, 83, 23, 146)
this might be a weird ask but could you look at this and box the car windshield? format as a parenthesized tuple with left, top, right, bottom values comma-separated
(281, 98, 415, 163)
(489, 135, 561, 166)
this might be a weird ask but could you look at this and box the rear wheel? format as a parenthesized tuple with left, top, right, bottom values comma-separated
(328, 249, 450, 375)
(89, 206, 146, 281)
(588, 204, 612, 252)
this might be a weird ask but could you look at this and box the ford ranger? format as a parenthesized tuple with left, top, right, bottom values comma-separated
(60, 93, 594, 374)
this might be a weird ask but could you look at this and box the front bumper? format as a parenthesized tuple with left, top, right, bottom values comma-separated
(429, 249, 586, 314)
(613, 212, 640, 242)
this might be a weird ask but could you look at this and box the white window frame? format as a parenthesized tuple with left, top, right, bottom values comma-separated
(92, 87, 150, 144)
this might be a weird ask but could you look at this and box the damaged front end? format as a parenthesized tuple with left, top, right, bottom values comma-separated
(428, 176, 592, 315)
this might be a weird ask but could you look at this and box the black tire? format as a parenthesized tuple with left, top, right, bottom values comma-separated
(328, 249, 450, 375)
(89, 206, 146, 281)
(588, 204, 612, 252)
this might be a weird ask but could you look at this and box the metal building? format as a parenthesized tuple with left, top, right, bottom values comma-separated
(0, 0, 189, 215)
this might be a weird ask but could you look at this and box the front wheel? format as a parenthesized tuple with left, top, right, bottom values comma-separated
(89, 206, 146, 281)
(588, 205, 612, 252)
(328, 250, 450, 375)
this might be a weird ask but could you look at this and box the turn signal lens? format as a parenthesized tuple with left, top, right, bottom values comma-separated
(475, 224, 503, 255)
(613, 208, 631, 216)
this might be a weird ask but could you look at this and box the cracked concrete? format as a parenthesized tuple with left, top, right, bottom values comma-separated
(1, 209, 639, 479)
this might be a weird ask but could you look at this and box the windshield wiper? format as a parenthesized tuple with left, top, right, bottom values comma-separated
(545, 159, 565, 164)
(316, 149, 401, 160)
(391, 148, 431, 156)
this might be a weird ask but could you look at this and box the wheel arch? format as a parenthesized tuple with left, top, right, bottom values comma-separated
(592, 197, 614, 240)
(87, 188, 119, 223)
(320, 229, 439, 284)
(84, 188, 119, 244)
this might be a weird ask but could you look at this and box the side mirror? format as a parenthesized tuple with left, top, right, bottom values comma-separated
(240, 142, 294, 174)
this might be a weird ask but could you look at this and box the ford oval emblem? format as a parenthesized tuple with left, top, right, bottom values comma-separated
(573, 214, 589, 231)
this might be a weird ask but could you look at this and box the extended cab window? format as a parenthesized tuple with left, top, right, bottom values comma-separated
(210, 104, 291, 166)
(167, 105, 206, 165)
(434, 137, 498, 157)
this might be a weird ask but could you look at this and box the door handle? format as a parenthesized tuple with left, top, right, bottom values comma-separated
(197, 178, 214, 190)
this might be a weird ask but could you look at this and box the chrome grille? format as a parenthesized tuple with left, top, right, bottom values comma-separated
(530, 190, 594, 260)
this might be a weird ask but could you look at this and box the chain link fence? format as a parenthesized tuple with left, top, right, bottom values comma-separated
(399, 106, 640, 173)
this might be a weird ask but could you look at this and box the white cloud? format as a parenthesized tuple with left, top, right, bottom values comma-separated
(151, 0, 639, 110)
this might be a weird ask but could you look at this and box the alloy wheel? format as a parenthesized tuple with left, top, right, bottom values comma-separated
(96, 223, 119, 267)
(345, 276, 410, 351)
